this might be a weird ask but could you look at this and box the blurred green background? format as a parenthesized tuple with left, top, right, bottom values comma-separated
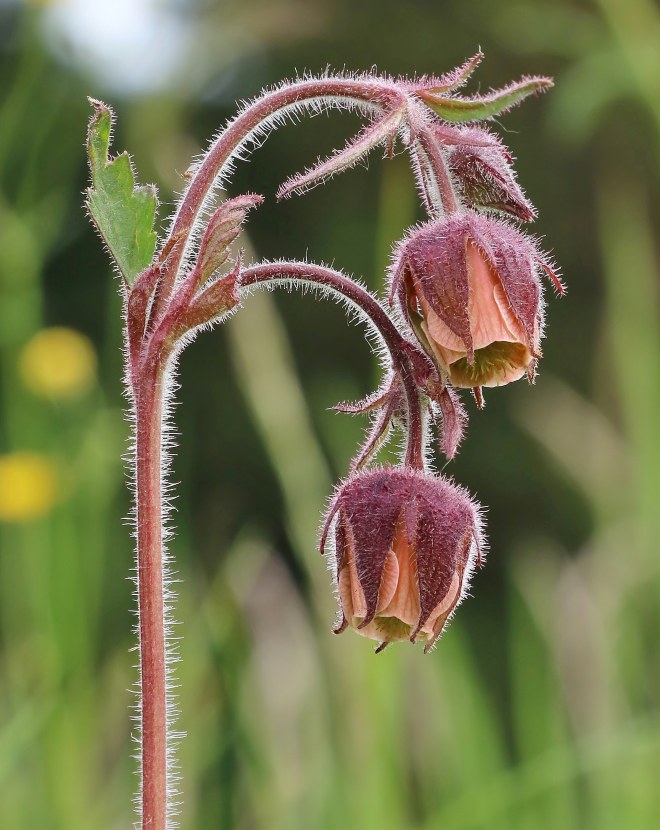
(0, 0, 659, 827)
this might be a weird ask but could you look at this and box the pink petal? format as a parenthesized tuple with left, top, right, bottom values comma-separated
(421, 297, 466, 353)
(379, 528, 421, 627)
(337, 565, 359, 622)
(466, 243, 526, 349)
(377, 549, 399, 613)
(337, 530, 367, 623)
(419, 571, 461, 638)
(418, 243, 533, 387)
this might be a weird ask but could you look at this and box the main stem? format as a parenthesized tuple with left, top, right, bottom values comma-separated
(135, 366, 168, 830)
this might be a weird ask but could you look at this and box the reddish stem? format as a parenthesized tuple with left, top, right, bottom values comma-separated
(134, 365, 168, 830)
(418, 127, 460, 214)
(240, 261, 426, 469)
(153, 78, 402, 320)
(127, 78, 453, 828)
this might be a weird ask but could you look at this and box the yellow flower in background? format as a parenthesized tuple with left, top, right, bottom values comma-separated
(19, 327, 97, 399)
(0, 452, 58, 522)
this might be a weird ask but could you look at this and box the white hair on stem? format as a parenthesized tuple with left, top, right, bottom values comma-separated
(167, 87, 386, 287)
(237, 263, 392, 379)
(236, 258, 430, 468)
(122, 300, 186, 829)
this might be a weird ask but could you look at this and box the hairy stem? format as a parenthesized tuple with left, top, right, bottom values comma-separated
(129, 81, 447, 827)
(154, 78, 403, 316)
(417, 127, 460, 214)
(240, 261, 426, 469)
(134, 364, 168, 830)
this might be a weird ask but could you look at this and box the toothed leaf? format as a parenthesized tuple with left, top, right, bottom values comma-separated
(86, 99, 158, 284)
(416, 77, 553, 123)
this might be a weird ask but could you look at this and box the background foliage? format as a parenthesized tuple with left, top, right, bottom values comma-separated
(0, 0, 658, 827)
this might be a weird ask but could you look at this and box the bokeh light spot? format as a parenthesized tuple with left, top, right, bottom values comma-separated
(19, 327, 97, 399)
(0, 452, 59, 522)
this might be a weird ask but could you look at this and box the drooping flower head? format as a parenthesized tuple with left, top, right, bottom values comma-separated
(320, 467, 484, 652)
(391, 213, 563, 390)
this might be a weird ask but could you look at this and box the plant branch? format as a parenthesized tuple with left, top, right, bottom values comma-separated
(154, 78, 404, 318)
(239, 261, 427, 469)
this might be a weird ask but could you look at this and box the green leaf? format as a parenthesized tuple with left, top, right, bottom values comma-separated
(417, 77, 553, 123)
(85, 98, 158, 284)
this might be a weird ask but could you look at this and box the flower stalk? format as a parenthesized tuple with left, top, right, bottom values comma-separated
(239, 261, 428, 469)
(84, 56, 559, 830)
(163, 77, 406, 300)
(416, 125, 461, 215)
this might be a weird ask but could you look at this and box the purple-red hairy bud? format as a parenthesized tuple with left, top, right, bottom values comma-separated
(320, 467, 484, 652)
(198, 194, 263, 282)
(392, 214, 563, 388)
(444, 128, 537, 222)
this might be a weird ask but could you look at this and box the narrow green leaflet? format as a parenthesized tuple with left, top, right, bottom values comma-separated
(86, 99, 158, 284)
(417, 77, 553, 123)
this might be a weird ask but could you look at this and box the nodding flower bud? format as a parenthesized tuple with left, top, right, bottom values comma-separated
(444, 127, 537, 223)
(320, 467, 484, 653)
(392, 213, 562, 389)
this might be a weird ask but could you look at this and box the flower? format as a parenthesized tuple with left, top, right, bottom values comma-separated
(320, 467, 484, 652)
(19, 327, 97, 399)
(392, 213, 562, 389)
